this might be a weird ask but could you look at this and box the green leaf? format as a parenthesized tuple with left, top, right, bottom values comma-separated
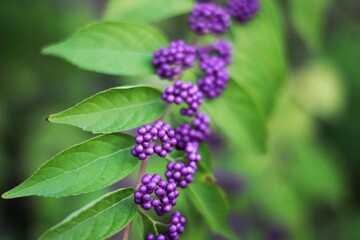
(198, 143, 212, 173)
(139, 211, 159, 236)
(43, 22, 167, 76)
(2, 134, 138, 198)
(104, 0, 194, 23)
(204, 80, 267, 152)
(187, 181, 235, 239)
(205, 0, 286, 152)
(39, 188, 137, 240)
(47, 86, 166, 133)
(289, 0, 331, 51)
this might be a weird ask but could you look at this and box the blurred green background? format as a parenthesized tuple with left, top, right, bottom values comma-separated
(0, 0, 359, 239)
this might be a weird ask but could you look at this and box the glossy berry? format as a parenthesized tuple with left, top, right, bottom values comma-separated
(146, 211, 186, 240)
(175, 112, 211, 150)
(197, 40, 232, 66)
(152, 40, 196, 80)
(198, 57, 230, 99)
(189, 3, 230, 35)
(165, 162, 196, 188)
(134, 174, 180, 216)
(226, 0, 260, 23)
(131, 120, 177, 160)
(162, 80, 203, 117)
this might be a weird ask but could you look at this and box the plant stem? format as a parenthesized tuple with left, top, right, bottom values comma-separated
(121, 221, 132, 240)
(122, 100, 171, 240)
(136, 159, 148, 188)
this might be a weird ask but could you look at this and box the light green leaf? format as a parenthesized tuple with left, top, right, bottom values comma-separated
(2, 134, 138, 198)
(204, 80, 267, 153)
(47, 86, 166, 133)
(205, 0, 286, 152)
(104, 0, 194, 23)
(39, 188, 137, 240)
(43, 22, 167, 76)
(289, 0, 331, 51)
(139, 210, 159, 237)
(198, 143, 212, 173)
(187, 181, 235, 239)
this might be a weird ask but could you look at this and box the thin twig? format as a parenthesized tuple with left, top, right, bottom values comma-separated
(136, 159, 148, 188)
(121, 221, 132, 240)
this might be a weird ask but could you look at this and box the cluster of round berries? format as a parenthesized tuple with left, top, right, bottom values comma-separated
(227, 0, 261, 23)
(165, 162, 196, 188)
(175, 112, 211, 150)
(146, 211, 186, 240)
(152, 40, 196, 80)
(162, 80, 203, 117)
(131, 120, 177, 160)
(134, 174, 179, 216)
(197, 39, 232, 66)
(133, 1, 260, 239)
(188, 3, 230, 35)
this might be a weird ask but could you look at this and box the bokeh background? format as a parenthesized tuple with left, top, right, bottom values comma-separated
(1, 0, 359, 239)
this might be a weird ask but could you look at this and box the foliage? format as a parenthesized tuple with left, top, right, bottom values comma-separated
(3, 0, 357, 239)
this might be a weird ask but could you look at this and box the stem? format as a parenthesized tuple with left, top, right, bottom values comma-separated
(121, 221, 132, 240)
(136, 159, 148, 188)
(121, 76, 173, 240)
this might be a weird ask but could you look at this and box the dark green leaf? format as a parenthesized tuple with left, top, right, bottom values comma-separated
(2, 134, 138, 198)
(198, 143, 212, 173)
(104, 0, 193, 23)
(205, 0, 286, 152)
(39, 188, 137, 240)
(43, 22, 167, 76)
(47, 86, 166, 133)
(289, 0, 331, 51)
(187, 181, 235, 239)
(204, 80, 267, 152)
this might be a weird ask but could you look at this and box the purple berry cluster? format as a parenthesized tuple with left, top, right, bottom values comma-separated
(226, 0, 260, 23)
(188, 3, 230, 35)
(152, 40, 196, 80)
(134, 174, 179, 216)
(162, 80, 203, 117)
(197, 40, 232, 66)
(146, 211, 186, 240)
(131, 120, 177, 160)
(131, 1, 260, 239)
(175, 112, 211, 150)
(165, 162, 196, 188)
(198, 56, 230, 99)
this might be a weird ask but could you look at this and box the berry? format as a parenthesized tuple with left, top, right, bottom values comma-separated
(189, 3, 230, 35)
(197, 40, 232, 66)
(162, 80, 203, 117)
(226, 0, 260, 23)
(145, 211, 186, 240)
(131, 121, 177, 160)
(134, 174, 180, 216)
(198, 57, 230, 99)
(175, 112, 211, 150)
(152, 40, 196, 80)
(165, 162, 196, 188)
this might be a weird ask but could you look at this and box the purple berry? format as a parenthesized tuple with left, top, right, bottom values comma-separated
(189, 3, 230, 35)
(226, 0, 260, 23)
(197, 40, 232, 66)
(162, 80, 203, 117)
(165, 162, 197, 188)
(132, 120, 177, 160)
(134, 174, 180, 216)
(174, 113, 211, 152)
(153, 40, 196, 80)
(198, 57, 230, 99)
(145, 211, 186, 240)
